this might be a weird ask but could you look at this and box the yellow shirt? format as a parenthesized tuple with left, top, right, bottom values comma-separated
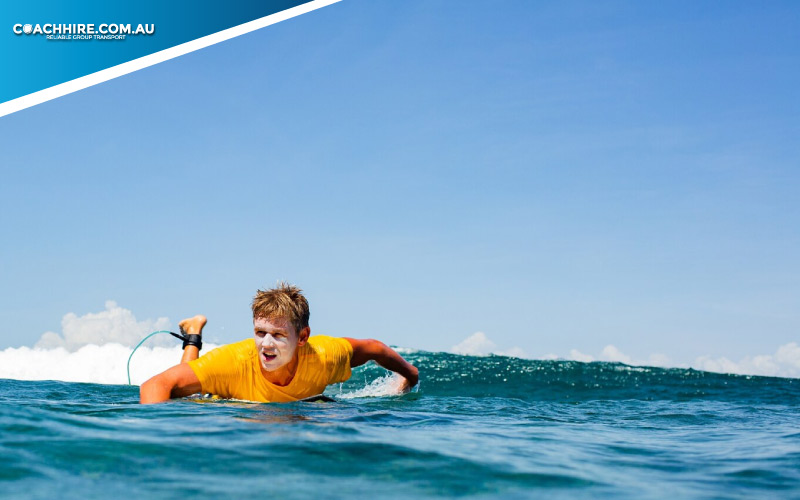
(187, 335, 353, 402)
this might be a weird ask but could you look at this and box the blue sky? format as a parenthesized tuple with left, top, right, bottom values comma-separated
(0, 0, 798, 365)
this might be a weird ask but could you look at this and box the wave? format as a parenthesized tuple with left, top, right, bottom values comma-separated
(334, 350, 800, 404)
(0, 343, 217, 386)
(2, 343, 799, 404)
(452, 332, 800, 379)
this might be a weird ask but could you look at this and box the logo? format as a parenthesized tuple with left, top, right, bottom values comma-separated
(12, 23, 156, 41)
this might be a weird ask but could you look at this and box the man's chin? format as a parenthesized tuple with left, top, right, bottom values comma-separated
(260, 359, 286, 372)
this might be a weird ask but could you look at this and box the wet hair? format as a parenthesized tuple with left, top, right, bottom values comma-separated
(251, 281, 310, 333)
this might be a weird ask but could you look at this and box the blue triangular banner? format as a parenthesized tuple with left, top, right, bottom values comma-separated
(1, 0, 336, 116)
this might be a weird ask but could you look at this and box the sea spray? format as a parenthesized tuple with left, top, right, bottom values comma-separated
(0, 343, 214, 385)
(336, 373, 417, 399)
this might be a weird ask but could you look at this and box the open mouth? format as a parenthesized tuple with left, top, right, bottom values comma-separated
(262, 352, 278, 362)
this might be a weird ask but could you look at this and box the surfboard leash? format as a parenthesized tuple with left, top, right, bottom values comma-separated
(126, 330, 188, 385)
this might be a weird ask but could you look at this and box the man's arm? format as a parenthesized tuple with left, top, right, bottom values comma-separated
(139, 363, 202, 404)
(140, 314, 207, 404)
(344, 338, 419, 392)
(179, 314, 206, 363)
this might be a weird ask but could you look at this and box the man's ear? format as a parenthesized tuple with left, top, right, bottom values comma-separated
(298, 327, 310, 346)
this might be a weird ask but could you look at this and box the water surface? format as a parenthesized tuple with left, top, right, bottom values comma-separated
(1, 352, 798, 498)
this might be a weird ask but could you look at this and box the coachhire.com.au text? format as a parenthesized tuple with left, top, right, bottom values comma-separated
(12, 24, 155, 40)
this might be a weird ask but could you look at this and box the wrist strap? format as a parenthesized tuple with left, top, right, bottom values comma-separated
(182, 334, 202, 351)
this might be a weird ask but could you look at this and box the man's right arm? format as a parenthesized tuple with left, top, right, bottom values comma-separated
(140, 363, 202, 404)
(345, 338, 419, 392)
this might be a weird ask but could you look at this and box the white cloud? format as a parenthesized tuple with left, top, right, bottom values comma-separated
(450, 332, 528, 358)
(552, 343, 800, 379)
(34, 301, 172, 351)
(600, 345, 633, 364)
(554, 345, 674, 367)
(596, 345, 673, 367)
(451, 333, 800, 378)
(776, 342, 800, 369)
(451, 331, 496, 355)
(568, 349, 594, 363)
(693, 342, 800, 378)
(647, 353, 672, 367)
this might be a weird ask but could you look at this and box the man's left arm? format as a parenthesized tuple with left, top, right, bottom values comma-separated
(344, 338, 419, 392)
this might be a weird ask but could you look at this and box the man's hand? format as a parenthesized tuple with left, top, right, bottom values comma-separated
(179, 315, 206, 364)
(395, 371, 419, 394)
(179, 315, 207, 335)
(345, 338, 419, 392)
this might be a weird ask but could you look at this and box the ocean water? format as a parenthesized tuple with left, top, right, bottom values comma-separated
(1, 351, 799, 499)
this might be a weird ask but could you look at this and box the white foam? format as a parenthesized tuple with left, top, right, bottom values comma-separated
(393, 346, 419, 355)
(336, 373, 413, 399)
(0, 343, 217, 385)
(0, 302, 229, 385)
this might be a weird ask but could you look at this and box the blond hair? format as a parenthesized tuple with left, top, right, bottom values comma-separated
(251, 281, 310, 333)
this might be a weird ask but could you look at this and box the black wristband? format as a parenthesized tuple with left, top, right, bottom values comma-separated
(182, 334, 202, 351)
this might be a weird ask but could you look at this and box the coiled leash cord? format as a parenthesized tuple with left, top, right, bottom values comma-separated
(126, 330, 202, 385)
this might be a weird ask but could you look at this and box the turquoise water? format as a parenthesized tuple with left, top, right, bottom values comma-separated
(1, 352, 799, 498)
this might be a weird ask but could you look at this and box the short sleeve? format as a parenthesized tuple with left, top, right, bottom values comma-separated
(323, 337, 353, 385)
(188, 343, 244, 397)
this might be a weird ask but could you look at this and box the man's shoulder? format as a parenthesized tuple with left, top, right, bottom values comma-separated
(307, 335, 350, 349)
(228, 338, 256, 349)
(223, 338, 256, 357)
(302, 336, 353, 385)
(305, 335, 353, 360)
(308, 334, 338, 344)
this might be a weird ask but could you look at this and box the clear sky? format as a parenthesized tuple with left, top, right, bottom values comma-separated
(1, 1, 798, 367)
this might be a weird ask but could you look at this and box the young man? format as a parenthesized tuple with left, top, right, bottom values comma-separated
(140, 283, 419, 404)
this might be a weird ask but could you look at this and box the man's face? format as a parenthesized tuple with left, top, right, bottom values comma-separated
(253, 316, 307, 372)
